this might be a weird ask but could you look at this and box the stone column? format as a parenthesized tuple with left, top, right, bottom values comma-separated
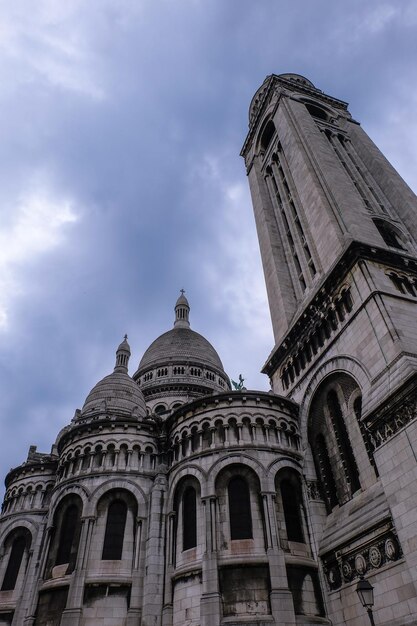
(200, 496, 221, 626)
(141, 473, 167, 626)
(162, 512, 176, 626)
(60, 516, 96, 626)
(23, 524, 53, 625)
(128, 516, 145, 626)
(262, 492, 297, 626)
(14, 518, 46, 626)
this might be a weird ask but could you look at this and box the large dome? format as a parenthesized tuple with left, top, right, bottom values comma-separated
(138, 327, 224, 371)
(133, 293, 230, 409)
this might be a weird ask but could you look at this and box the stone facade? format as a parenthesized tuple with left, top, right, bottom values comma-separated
(241, 73, 417, 625)
(1, 73, 417, 625)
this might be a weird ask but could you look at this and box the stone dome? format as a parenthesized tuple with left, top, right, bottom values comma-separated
(133, 293, 230, 408)
(81, 337, 147, 418)
(138, 327, 225, 372)
(81, 371, 147, 417)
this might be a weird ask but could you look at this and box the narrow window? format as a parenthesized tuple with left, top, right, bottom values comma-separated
(228, 476, 252, 540)
(260, 120, 275, 151)
(314, 434, 339, 512)
(102, 500, 127, 560)
(56, 505, 79, 565)
(1, 536, 26, 591)
(327, 391, 361, 495)
(281, 479, 304, 543)
(183, 487, 197, 550)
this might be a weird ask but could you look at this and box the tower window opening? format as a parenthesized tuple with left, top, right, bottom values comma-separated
(260, 119, 276, 151)
(228, 476, 253, 540)
(102, 500, 127, 560)
(374, 219, 406, 250)
(304, 102, 328, 121)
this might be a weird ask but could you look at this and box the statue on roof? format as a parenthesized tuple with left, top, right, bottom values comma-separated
(231, 374, 245, 390)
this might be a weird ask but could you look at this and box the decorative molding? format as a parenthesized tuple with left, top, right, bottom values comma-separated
(306, 480, 323, 501)
(365, 375, 417, 448)
(262, 242, 417, 377)
(322, 521, 402, 591)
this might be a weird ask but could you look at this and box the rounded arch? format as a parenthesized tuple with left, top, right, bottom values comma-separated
(307, 372, 365, 512)
(267, 456, 303, 477)
(255, 104, 277, 149)
(45, 492, 84, 579)
(0, 519, 38, 552)
(373, 217, 410, 251)
(0, 526, 32, 592)
(259, 119, 276, 151)
(86, 479, 147, 517)
(300, 356, 370, 440)
(275, 466, 307, 546)
(172, 475, 202, 557)
(47, 485, 90, 526)
(214, 463, 265, 551)
(205, 454, 267, 496)
(299, 98, 332, 121)
(96, 488, 138, 561)
(168, 464, 207, 508)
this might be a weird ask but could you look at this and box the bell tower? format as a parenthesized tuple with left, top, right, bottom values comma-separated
(242, 74, 417, 625)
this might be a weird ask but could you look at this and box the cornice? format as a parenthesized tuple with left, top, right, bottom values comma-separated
(241, 74, 349, 159)
(262, 242, 417, 377)
(165, 389, 298, 429)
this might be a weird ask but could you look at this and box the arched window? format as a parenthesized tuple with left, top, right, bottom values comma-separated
(102, 500, 127, 560)
(260, 120, 275, 151)
(327, 390, 361, 494)
(309, 375, 364, 512)
(374, 219, 406, 250)
(304, 102, 328, 121)
(183, 487, 197, 550)
(56, 505, 79, 565)
(228, 476, 252, 540)
(280, 479, 304, 543)
(1, 535, 27, 591)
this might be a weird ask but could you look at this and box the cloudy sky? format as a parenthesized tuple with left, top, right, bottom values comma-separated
(0, 0, 417, 495)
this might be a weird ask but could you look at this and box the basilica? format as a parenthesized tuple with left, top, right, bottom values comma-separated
(1, 73, 417, 626)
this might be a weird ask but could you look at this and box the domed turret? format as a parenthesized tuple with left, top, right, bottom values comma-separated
(174, 290, 190, 328)
(133, 292, 231, 412)
(81, 337, 147, 419)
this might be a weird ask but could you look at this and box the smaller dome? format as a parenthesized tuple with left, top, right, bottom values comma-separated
(174, 289, 190, 329)
(81, 371, 147, 418)
(81, 338, 147, 419)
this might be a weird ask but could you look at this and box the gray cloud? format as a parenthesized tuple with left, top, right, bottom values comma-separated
(1, 0, 417, 496)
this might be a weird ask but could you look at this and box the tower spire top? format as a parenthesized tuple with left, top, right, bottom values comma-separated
(174, 290, 190, 328)
(114, 335, 131, 372)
